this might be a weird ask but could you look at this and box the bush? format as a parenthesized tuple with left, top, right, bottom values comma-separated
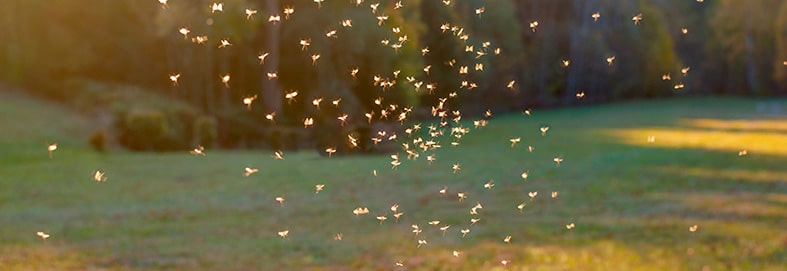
(194, 116, 217, 148)
(69, 80, 206, 152)
(88, 129, 107, 152)
(215, 107, 264, 148)
(118, 108, 168, 151)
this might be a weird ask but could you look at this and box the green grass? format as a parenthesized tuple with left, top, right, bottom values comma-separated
(1, 92, 786, 270)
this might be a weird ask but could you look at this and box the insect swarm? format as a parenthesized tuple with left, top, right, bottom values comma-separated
(34, 1, 760, 269)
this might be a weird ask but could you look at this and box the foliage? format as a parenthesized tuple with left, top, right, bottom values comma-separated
(774, 2, 787, 90)
(88, 129, 108, 152)
(613, 1, 681, 98)
(709, 0, 784, 95)
(70, 80, 208, 151)
(118, 108, 169, 151)
(214, 106, 263, 148)
(454, 0, 525, 110)
(194, 116, 218, 149)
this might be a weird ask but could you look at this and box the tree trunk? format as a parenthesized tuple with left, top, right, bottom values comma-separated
(3, 2, 20, 80)
(565, 0, 595, 104)
(531, 0, 550, 105)
(202, 24, 217, 115)
(744, 32, 761, 94)
(262, 0, 282, 115)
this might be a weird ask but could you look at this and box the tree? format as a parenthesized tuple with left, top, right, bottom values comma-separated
(711, 0, 782, 95)
(774, 2, 787, 93)
(261, 0, 283, 116)
(418, 0, 466, 108)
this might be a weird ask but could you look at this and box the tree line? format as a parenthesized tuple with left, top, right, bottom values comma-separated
(1, 0, 785, 150)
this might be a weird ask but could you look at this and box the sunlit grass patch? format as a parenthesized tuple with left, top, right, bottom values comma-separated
(654, 166, 787, 184)
(391, 241, 689, 271)
(0, 244, 92, 271)
(604, 122, 787, 156)
(682, 118, 787, 133)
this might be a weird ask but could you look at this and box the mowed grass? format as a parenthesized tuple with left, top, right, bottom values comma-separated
(1, 91, 785, 270)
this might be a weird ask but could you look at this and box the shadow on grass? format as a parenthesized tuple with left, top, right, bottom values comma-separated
(380, 113, 787, 270)
(325, 142, 787, 270)
(2, 100, 787, 270)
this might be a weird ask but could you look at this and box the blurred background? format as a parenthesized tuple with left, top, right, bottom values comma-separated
(1, 2, 786, 270)
(1, 0, 785, 152)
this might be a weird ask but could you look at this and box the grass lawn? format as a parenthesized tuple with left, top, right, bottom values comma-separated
(1, 91, 785, 270)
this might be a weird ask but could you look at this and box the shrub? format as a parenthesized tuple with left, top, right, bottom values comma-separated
(88, 129, 107, 152)
(194, 116, 217, 148)
(118, 108, 168, 151)
(215, 107, 263, 148)
(70, 80, 206, 151)
(267, 128, 283, 151)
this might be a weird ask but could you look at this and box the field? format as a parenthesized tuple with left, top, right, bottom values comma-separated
(1, 90, 785, 270)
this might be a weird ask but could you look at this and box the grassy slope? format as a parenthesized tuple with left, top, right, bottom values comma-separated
(0, 93, 785, 270)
